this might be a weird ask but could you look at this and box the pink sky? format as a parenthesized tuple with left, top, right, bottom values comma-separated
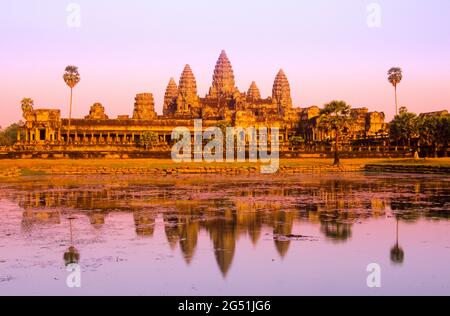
(1, 0, 449, 128)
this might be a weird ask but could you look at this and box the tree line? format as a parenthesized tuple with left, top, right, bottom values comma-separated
(0, 123, 23, 146)
(390, 107, 450, 157)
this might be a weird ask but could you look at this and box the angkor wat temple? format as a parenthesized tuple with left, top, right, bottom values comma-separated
(16, 50, 388, 158)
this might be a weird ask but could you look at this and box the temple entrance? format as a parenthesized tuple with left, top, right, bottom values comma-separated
(39, 129, 46, 141)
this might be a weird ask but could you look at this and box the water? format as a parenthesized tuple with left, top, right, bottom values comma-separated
(0, 173, 449, 295)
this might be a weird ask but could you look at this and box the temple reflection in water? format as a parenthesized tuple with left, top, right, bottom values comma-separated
(2, 174, 448, 277)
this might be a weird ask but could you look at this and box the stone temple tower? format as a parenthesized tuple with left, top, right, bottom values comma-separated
(133, 93, 157, 120)
(163, 77, 178, 116)
(247, 81, 261, 101)
(272, 69, 293, 113)
(176, 64, 200, 115)
(208, 50, 238, 98)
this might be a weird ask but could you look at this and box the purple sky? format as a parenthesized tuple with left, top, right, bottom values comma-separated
(1, 0, 449, 127)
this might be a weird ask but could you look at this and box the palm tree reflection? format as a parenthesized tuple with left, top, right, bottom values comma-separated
(63, 217, 80, 266)
(390, 217, 405, 265)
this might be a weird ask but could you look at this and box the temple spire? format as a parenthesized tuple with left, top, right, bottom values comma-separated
(163, 77, 178, 115)
(179, 65, 197, 97)
(247, 81, 261, 100)
(209, 50, 237, 98)
(177, 65, 199, 114)
(272, 69, 293, 112)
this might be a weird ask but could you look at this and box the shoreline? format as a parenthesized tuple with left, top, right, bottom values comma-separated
(1, 158, 449, 178)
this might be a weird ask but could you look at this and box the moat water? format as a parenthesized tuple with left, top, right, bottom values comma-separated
(0, 173, 449, 295)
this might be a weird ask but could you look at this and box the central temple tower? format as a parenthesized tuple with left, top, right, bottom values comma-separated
(208, 50, 238, 99)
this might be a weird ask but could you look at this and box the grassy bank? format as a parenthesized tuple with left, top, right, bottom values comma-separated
(0, 158, 449, 177)
(1, 157, 449, 169)
(364, 158, 450, 167)
(364, 158, 450, 174)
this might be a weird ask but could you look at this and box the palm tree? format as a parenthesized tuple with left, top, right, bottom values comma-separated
(389, 108, 418, 147)
(20, 98, 34, 116)
(388, 67, 403, 115)
(318, 100, 352, 166)
(398, 106, 408, 115)
(438, 114, 450, 157)
(418, 113, 450, 157)
(418, 115, 439, 157)
(63, 66, 81, 141)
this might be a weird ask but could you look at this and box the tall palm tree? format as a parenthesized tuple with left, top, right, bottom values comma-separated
(63, 66, 80, 141)
(388, 67, 403, 115)
(318, 100, 352, 166)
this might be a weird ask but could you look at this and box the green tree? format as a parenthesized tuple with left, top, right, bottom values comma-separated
(398, 106, 408, 115)
(439, 115, 450, 157)
(139, 131, 158, 150)
(63, 65, 81, 139)
(418, 113, 450, 157)
(418, 115, 439, 157)
(0, 122, 23, 146)
(389, 108, 418, 147)
(318, 100, 353, 166)
(388, 67, 403, 115)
